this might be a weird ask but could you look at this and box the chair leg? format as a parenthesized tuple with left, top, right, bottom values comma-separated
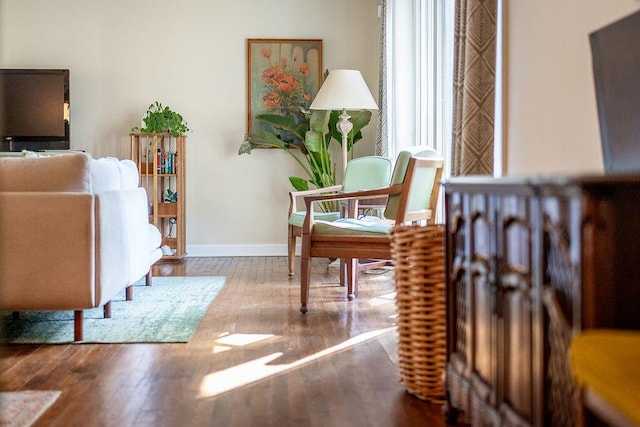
(145, 270, 152, 286)
(126, 285, 133, 301)
(103, 301, 112, 318)
(346, 259, 358, 300)
(339, 259, 346, 287)
(300, 254, 311, 313)
(288, 232, 296, 278)
(353, 259, 360, 298)
(74, 310, 83, 341)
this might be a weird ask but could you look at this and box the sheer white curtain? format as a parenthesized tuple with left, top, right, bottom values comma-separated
(378, 0, 455, 176)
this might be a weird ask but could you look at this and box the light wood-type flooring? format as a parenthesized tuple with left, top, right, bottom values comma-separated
(0, 257, 460, 426)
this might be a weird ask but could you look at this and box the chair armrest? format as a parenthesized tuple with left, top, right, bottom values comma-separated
(304, 185, 403, 205)
(290, 184, 343, 198)
(302, 185, 404, 232)
(288, 184, 343, 215)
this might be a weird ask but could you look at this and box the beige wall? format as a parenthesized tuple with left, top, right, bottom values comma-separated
(504, 1, 640, 176)
(0, 0, 381, 256)
(7, 1, 638, 253)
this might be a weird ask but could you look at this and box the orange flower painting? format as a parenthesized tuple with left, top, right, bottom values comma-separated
(247, 39, 323, 139)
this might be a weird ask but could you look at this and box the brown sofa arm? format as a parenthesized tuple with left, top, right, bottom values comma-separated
(0, 192, 97, 310)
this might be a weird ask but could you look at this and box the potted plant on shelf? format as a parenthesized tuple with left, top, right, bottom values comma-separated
(131, 102, 190, 137)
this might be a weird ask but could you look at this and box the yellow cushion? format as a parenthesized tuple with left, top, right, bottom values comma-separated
(570, 329, 640, 425)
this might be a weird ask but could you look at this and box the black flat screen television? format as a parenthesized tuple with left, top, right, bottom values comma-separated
(590, 9, 640, 174)
(0, 68, 70, 152)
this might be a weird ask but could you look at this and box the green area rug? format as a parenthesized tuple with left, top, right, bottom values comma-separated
(0, 276, 225, 344)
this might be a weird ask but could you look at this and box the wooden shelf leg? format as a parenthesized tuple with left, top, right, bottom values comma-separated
(74, 310, 83, 341)
(103, 301, 112, 318)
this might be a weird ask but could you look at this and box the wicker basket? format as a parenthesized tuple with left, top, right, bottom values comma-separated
(389, 224, 446, 403)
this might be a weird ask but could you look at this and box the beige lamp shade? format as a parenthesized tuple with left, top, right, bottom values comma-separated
(310, 70, 378, 110)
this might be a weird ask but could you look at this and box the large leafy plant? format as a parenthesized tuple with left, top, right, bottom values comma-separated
(132, 102, 190, 137)
(239, 108, 372, 192)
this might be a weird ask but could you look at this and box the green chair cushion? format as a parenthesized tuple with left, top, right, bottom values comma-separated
(342, 156, 392, 192)
(313, 217, 392, 236)
(288, 211, 341, 228)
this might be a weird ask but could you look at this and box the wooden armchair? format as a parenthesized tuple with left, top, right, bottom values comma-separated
(299, 149, 444, 313)
(287, 156, 392, 278)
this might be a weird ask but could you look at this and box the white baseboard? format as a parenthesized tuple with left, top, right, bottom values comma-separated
(186, 244, 298, 257)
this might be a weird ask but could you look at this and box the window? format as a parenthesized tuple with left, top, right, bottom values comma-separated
(382, 0, 455, 177)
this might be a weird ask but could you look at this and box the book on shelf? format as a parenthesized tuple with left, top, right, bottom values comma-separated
(156, 148, 177, 174)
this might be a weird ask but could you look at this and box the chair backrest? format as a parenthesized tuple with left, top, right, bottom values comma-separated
(342, 156, 393, 192)
(384, 147, 444, 224)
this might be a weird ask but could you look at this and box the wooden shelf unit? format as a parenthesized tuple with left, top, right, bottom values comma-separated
(130, 132, 186, 261)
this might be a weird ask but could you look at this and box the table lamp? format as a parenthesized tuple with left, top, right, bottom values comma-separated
(309, 69, 378, 174)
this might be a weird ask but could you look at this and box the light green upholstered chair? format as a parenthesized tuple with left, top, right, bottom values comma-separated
(287, 156, 393, 278)
(298, 148, 444, 313)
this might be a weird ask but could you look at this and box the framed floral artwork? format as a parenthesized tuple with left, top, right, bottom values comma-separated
(246, 38, 323, 147)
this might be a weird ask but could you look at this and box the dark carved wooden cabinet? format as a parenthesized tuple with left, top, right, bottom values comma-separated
(443, 175, 640, 427)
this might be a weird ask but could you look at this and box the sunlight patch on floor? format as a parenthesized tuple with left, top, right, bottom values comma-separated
(362, 267, 393, 280)
(210, 332, 277, 354)
(368, 291, 396, 306)
(215, 333, 275, 347)
(198, 326, 397, 399)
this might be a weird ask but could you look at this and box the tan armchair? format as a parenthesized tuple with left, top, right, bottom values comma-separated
(287, 156, 392, 278)
(298, 148, 444, 313)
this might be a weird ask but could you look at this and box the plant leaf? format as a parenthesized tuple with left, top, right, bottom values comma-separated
(309, 110, 328, 133)
(304, 130, 323, 153)
(256, 113, 305, 143)
(328, 109, 372, 149)
(256, 113, 296, 129)
(241, 131, 288, 152)
(289, 176, 309, 191)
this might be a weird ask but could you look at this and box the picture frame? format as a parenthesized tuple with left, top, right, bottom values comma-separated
(246, 38, 323, 141)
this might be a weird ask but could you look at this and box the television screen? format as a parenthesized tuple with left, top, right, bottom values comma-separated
(0, 69, 70, 151)
(590, 10, 640, 174)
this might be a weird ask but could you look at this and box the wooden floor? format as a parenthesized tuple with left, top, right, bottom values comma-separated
(1, 257, 458, 427)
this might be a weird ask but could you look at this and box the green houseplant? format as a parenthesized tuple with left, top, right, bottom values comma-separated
(239, 108, 372, 192)
(239, 65, 373, 194)
(132, 102, 190, 137)
(239, 108, 371, 213)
